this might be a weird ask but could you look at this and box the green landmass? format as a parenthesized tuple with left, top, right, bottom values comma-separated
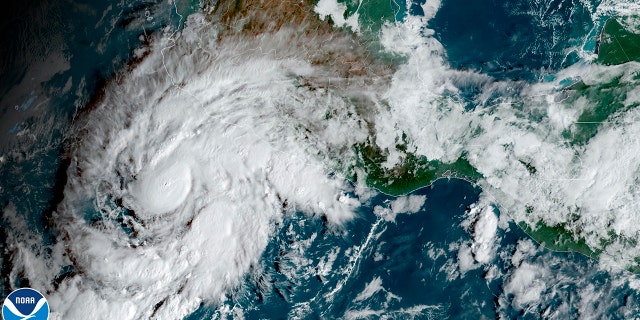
(341, 0, 399, 34)
(517, 216, 640, 269)
(333, 0, 406, 60)
(561, 16, 640, 145)
(342, 11, 640, 267)
(561, 75, 639, 145)
(354, 140, 482, 196)
(518, 221, 596, 257)
(352, 140, 609, 260)
(629, 258, 640, 273)
(597, 17, 640, 65)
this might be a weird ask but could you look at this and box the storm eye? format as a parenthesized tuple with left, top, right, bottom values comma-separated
(129, 161, 192, 216)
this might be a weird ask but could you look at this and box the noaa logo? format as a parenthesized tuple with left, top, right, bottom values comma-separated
(2, 288, 49, 320)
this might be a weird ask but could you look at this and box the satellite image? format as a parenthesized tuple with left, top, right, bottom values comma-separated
(2, 0, 640, 318)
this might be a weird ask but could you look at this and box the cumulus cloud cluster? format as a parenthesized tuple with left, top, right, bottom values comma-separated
(370, 0, 640, 267)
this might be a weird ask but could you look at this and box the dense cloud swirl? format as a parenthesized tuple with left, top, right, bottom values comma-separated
(45, 14, 376, 319)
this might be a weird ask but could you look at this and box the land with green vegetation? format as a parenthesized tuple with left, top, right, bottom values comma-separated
(562, 74, 640, 146)
(518, 221, 596, 257)
(557, 16, 640, 146)
(517, 222, 640, 273)
(341, 0, 400, 34)
(352, 140, 609, 260)
(346, 14, 640, 266)
(354, 141, 482, 195)
(597, 16, 640, 65)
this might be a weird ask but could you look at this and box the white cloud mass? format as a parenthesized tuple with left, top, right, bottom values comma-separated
(43, 14, 369, 319)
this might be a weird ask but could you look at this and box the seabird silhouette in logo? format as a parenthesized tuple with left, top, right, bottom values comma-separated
(2, 288, 49, 320)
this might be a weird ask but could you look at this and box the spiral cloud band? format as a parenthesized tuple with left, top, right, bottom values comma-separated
(46, 14, 371, 319)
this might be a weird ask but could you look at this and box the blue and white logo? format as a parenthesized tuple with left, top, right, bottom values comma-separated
(2, 288, 49, 320)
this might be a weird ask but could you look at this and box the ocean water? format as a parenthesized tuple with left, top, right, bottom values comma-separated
(0, 0, 195, 293)
(181, 178, 640, 319)
(430, 0, 595, 81)
(2, 0, 640, 318)
(186, 179, 484, 318)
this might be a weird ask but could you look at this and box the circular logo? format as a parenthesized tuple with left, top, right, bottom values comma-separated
(2, 288, 49, 320)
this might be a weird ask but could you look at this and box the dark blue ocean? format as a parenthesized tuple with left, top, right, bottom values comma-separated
(185, 178, 637, 319)
(1, 0, 639, 318)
